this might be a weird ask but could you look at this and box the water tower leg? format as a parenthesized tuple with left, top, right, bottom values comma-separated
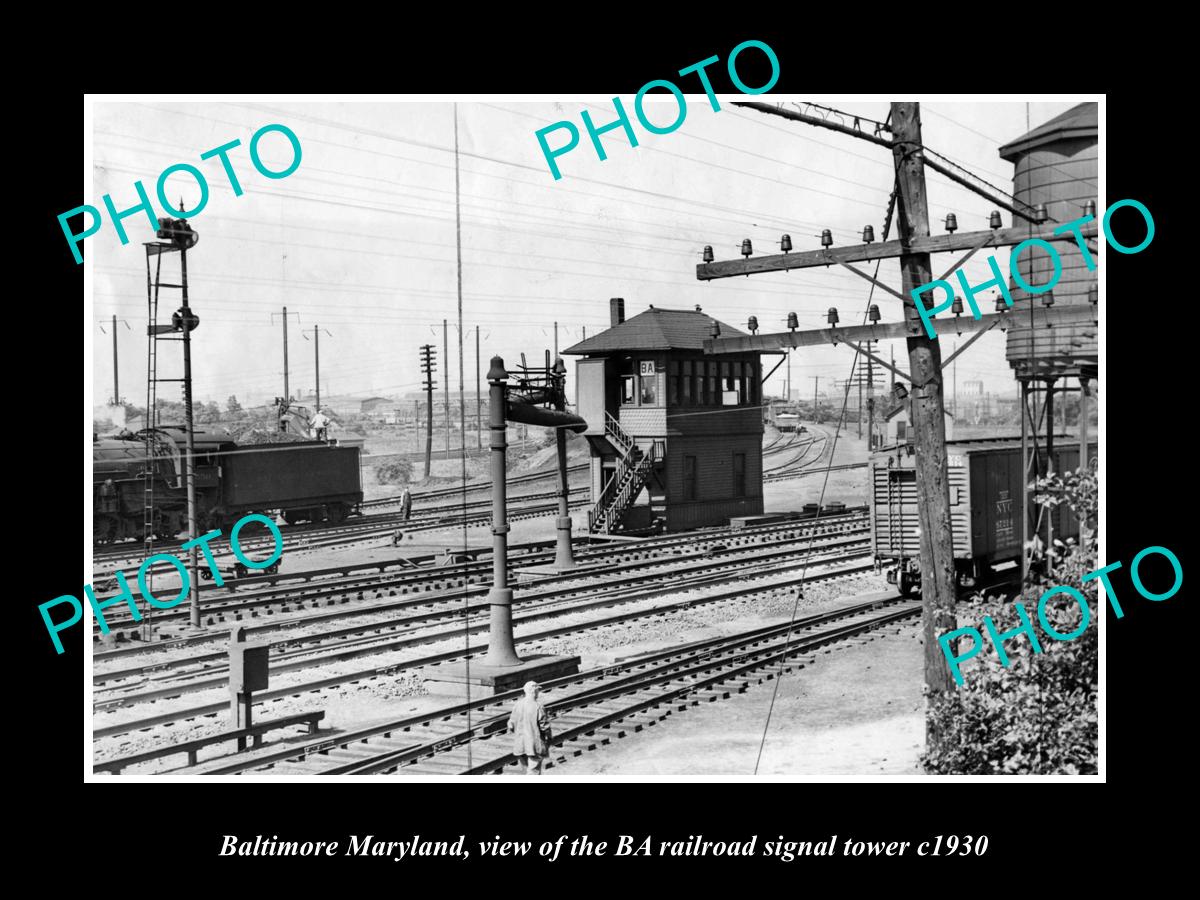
(554, 427, 575, 570)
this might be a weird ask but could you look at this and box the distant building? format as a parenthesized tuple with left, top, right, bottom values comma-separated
(884, 403, 955, 446)
(360, 397, 395, 414)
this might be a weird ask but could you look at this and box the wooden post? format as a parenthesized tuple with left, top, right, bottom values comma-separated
(1079, 376, 1090, 468)
(891, 102, 959, 713)
(476, 326, 482, 451)
(858, 374, 863, 439)
(443, 318, 450, 457)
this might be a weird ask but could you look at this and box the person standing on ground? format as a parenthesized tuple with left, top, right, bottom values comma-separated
(507, 680, 552, 776)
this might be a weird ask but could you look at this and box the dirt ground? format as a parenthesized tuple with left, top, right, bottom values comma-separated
(762, 422, 871, 511)
(559, 615, 925, 778)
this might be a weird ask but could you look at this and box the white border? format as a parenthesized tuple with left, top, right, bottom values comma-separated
(83, 92, 1105, 784)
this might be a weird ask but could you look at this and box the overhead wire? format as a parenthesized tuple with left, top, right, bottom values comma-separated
(753, 169, 900, 774)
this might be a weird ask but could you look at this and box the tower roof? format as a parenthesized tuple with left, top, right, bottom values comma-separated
(563, 306, 746, 355)
(998, 102, 1097, 161)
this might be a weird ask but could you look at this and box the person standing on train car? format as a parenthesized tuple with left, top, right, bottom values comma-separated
(310, 409, 331, 441)
(507, 680, 552, 776)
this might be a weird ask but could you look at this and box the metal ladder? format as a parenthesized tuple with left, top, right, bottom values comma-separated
(140, 237, 189, 633)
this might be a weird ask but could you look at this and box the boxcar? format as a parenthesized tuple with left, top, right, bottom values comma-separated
(220, 442, 363, 524)
(870, 438, 1097, 595)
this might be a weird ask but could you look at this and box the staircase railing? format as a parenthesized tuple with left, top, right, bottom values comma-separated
(589, 439, 663, 533)
(604, 411, 635, 456)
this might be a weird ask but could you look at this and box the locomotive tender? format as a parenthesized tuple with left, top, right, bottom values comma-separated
(870, 437, 1096, 596)
(93, 426, 363, 543)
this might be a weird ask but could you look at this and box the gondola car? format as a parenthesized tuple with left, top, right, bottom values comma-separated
(869, 437, 1096, 596)
(92, 427, 363, 543)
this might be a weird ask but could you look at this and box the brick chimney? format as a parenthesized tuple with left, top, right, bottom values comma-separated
(609, 297, 625, 327)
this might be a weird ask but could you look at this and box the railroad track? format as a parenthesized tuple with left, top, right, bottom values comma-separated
(91, 491, 590, 575)
(91, 509, 870, 638)
(761, 434, 801, 457)
(93, 530, 872, 692)
(91, 547, 877, 744)
(126, 593, 917, 776)
(763, 434, 824, 475)
(765, 462, 867, 482)
(362, 464, 590, 510)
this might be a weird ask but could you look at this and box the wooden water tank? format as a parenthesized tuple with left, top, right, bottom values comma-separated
(998, 103, 1098, 376)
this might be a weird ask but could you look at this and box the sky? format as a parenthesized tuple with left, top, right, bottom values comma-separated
(88, 97, 1091, 417)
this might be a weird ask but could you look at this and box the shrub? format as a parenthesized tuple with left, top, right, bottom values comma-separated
(375, 458, 414, 485)
(922, 467, 1098, 775)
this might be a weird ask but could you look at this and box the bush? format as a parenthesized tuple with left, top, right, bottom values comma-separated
(922, 467, 1098, 775)
(237, 429, 311, 445)
(375, 458, 414, 485)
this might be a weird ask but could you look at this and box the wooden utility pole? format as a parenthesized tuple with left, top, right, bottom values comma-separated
(858, 374, 863, 439)
(303, 325, 332, 414)
(270, 307, 299, 431)
(952, 339, 958, 418)
(443, 318, 450, 457)
(476, 326, 482, 451)
(866, 341, 876, 449)
(891, 102, 958, 705)
(811, 376, 819, 421)
(420, 344, 436, 477)
(110, 315, 120, 405)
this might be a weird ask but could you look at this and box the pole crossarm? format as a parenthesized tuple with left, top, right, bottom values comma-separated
(734, 102, 895, 149)
(696, 221, 1098, 281)
(703, 304, 1098, 354)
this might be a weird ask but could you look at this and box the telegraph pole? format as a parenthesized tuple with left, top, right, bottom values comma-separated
(112, 315, 119, 405)
(420, 344, 437, 477)
(303, 325, 332, 414)
(811, 376, 819, 422)
(858, 373, 863, 439)
(475, 326, 482, 451)
(271, 308, 299, 431)
(553, 321, 558, 360)
(100, 315, 130, 406)
(953, 339, 958, 418)
(866, 341, 876, 449)
(891, 101, 959, 706)
(111, 315, 121, 405)
(443, 318, 450, 457)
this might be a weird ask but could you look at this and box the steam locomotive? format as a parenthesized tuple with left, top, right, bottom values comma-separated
(93, 427, 363, 543)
